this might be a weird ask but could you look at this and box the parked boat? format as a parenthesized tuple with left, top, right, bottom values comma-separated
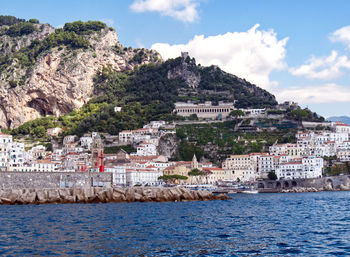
(241, 190, 259, 194)
(183, 184, 217, 191)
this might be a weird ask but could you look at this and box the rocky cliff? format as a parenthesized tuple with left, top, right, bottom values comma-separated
(0, 23, 54, 57)
(0, 22, 161, 128)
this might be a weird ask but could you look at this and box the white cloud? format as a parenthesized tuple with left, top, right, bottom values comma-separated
(289, 51, 350, 80)
(151, 24, 288, 88)
(130, 0, 200, 23)
(290, 25, 350, 80)
(330, 25, 350, 48)
(275, 84, 350, 104)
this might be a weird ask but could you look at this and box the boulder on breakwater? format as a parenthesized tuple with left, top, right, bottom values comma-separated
(281, 187, 321, 193)
(0, 187, 230, 205)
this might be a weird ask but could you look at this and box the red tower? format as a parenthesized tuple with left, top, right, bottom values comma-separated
(99, 150, 104, 172)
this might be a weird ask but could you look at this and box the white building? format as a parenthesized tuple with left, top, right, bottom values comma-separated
(29, 160, 57, 172)
(119, 130, 133, 143)
(105, 166, 126, 186)
(0, 143, 9, 171)
(337, 150, 350, 162)
(46, 127, 63, 137)
(51, 148, 64, 161)
(28, 145, 47, 160)
(8, 142, 25, 172)
(332, 122, 350, 134)
(144, 121, 166, 129)
(0, 133, 12, 144)
(276, 156, 323, 180)
(149, 161, 173, 171)
(243, 108, 266, 116)
(135, 143, 157, 156)
(126, 167, 162, 186)
(258, 155, 275, 178)
(114, 106, 122, 112)
(269, 143, 306, 157)
(80, 136, 93, 150)
(63, 135, 76, 145)
(133, 134, 151, 143)
(62, 152, 89, 172)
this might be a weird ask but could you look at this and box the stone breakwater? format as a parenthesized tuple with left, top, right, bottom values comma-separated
(281, 185, 350, 193)
(281, 187, 322, 193)
(0, 187, 230, 205)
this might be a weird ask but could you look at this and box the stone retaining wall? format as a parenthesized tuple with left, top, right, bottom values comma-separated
(0, 172, 113, 189)
(0, 187, 230, 205)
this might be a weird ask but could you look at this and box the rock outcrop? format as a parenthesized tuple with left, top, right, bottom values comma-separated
(0, 25, 161, 128)
(0, 187, 230, 204)
(167, 53, 201, 88)
(158, 133, 179, 158)
(281, 187, 321, 193)
(0, 23, 55, 57)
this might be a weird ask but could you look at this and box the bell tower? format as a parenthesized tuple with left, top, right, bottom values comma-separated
(191, 154, 198, 169)
(91, 134, 103, 170)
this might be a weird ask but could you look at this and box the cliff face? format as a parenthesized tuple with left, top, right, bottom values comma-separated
(0, 26, 161, 128)
(167, 53, 201, 88)
(158, 133, 179, 157)
(0, 23, 55, 57)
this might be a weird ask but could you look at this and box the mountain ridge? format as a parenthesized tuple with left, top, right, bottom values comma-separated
(0, 15, 324, 138)
(0, 17, 160, 129)
(327, 116, 350, 125)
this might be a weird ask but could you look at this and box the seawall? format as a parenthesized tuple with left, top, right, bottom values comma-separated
(0, 187, 229, 205)
(0, 172, 113, 189)
(257, 175, 350, 193)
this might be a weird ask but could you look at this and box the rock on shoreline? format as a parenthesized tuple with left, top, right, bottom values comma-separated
(280, 185, 350, 193)
(281, 187, 321, 193)
(0, 187, 230, 205)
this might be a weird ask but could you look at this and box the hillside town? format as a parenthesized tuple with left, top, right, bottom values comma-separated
(1, 119, 350, 187)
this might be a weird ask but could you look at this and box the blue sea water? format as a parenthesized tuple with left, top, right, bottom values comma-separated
(1, 191, 350, 256)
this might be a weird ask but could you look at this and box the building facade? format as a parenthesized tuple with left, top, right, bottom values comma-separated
(174, 101, 235, 119)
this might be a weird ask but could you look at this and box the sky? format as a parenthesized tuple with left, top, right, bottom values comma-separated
(2, 0, 350, 118)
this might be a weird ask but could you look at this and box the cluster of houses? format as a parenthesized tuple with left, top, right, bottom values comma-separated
(1, 119, 350, 186)
(222, 122, 350, 181)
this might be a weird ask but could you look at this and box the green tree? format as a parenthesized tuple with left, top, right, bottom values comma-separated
(33, 126, 46, 138)
(178, 140, 204, 161)
(28, 18, 39, 24)
(158, 174, 188, 184)
(188, 114, 198, 120)
(268, 171, 277, 180)
(176, 128, 186, 139)
(188, 168, 205, 176)
(229, 110, 245, 117)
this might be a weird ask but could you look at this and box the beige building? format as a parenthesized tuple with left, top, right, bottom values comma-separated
(163, 155, 226, 185)
(164, 165, 190, 177)
(201, 167, 227, 184)
(269, 143, 306, 157)
(222, 154, 257, 182)
(174, 101, 235, 119)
